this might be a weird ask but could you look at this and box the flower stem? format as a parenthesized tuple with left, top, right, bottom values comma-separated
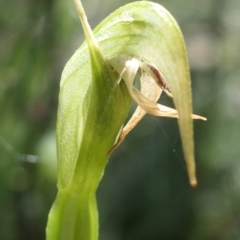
(46, 189, 98, 240)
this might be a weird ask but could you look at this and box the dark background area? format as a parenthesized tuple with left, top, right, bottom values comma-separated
(0, 0, 240, 239)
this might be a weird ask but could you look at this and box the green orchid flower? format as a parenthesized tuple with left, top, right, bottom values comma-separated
(46, 1, 206, 239)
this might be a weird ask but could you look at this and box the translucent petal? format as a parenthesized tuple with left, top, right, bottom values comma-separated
(108, 71, 162, 155)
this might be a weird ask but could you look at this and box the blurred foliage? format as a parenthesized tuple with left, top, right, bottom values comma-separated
(0, 0, 240, 239)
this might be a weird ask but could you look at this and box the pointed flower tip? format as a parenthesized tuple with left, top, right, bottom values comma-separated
(74, 0, 100, 54)
(188, 162, 197, 187)
(190, 179, 198, 188)
(192, 115, 207, 121)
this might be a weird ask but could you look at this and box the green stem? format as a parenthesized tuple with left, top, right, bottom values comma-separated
(46, 189, 98, 240)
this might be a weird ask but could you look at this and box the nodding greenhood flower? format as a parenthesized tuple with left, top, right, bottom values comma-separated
(46, 1, 206, 240)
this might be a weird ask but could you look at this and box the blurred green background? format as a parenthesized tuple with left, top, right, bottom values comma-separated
(1, 0, 240, 239)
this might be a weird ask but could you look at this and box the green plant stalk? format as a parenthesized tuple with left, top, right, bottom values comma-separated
(46, 0, 206, 239)
(46, 185, 100, 240)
